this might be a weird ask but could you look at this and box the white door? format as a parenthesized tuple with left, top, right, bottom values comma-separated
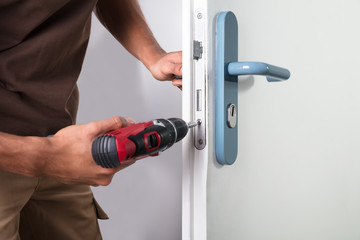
(182, 0, 360, 239)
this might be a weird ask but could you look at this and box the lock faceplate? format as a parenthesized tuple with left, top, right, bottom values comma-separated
(193, 9, 206, 150)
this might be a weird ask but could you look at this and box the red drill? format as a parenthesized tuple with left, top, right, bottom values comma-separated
(92, 118, 199, 168)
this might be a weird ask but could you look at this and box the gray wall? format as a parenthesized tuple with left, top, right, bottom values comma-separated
(76, 1, 182, 239)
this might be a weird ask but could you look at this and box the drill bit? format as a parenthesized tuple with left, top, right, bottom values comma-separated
(188, 119, 201, 128)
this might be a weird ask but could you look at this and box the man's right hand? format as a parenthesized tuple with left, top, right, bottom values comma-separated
(0, 116, 135, 186)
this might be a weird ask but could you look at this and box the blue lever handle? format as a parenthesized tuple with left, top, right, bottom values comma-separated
(228, 62, 290, 82)
(216, 11, 291, 166)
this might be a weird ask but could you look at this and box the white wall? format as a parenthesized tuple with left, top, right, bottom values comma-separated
(76, 1, 182, 239)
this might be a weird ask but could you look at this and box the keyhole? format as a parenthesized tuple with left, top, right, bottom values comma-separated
(227, 103, 237, 128)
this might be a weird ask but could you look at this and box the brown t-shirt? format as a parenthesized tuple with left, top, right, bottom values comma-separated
(0, 0, 98, 136)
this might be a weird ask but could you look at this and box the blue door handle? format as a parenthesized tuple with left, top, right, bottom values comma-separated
(227, 62, 290, 82)
(216, 11, 290, 165)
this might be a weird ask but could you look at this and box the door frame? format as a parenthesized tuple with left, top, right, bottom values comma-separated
(182, 0, 208, 239)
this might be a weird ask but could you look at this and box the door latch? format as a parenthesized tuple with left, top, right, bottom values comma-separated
(193, 40, 203, 60)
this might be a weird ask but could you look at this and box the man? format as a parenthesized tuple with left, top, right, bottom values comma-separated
(0, 0, 182, 239)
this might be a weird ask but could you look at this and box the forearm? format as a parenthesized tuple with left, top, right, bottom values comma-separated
(0, 132, 48, 177)
(95, 0, 165, 69)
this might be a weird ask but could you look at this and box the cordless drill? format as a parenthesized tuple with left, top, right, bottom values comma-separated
(91, 118, 199, 168)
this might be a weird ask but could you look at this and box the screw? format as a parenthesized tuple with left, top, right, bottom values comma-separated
(197, 13, 203, 19)
(198, 139, 204, 145)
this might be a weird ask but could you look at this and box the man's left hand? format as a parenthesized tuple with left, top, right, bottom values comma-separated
(149, 51, 182, 90)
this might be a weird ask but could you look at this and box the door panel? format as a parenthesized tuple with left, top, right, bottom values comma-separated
(183, 0, 360, 239)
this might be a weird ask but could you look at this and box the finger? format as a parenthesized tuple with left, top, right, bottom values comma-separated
(93, 116, 132, 136)
(95, 159, 135, 178)
(125, 117, 136, 125)
(96, 175, 115, 186)
(162, 62, 182, 80)
(113, 160, 136, 173)
(172, 79, 182, 87)
(172, 64, 182, 77)
(172, 80, 182, 91)
(97, 160, 135, 177)
(167, 51, 182, 63)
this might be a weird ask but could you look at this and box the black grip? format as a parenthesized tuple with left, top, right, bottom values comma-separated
(92, 135, 119, 168)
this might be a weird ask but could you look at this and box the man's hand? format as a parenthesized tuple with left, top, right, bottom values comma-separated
(42, 116, 135, 186)
(0, 116, 135, 186)
(19, 117, 134, 186)
(148, 51, 183, 90)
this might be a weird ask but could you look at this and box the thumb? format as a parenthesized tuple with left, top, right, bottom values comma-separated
(92, 116, 134, 136)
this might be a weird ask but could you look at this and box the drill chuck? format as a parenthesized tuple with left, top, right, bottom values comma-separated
(92, 118, 195, 168)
